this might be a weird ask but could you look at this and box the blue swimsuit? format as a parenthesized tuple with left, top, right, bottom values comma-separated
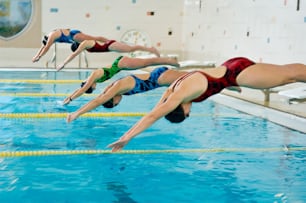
(123, 67, 169, 95)
(54, 29, 81, 43)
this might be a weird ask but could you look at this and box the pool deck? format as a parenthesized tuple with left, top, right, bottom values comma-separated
(211, 92, 306, 133)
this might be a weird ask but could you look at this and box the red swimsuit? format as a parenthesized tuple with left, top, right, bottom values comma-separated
(86, 40, 116, 52)
(173, 57, 255, 102)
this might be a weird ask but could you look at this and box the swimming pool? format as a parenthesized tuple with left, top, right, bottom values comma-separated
(0, 70, 305, 203)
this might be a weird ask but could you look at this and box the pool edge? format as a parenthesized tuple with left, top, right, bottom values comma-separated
(210, 94, 306, 134)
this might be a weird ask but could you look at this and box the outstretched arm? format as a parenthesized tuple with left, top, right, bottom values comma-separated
(32, 45, 45, 62)
(107, 72, 207, 152)
(107, 88, 183, 152)
(63, 70, 102, 105)
(57, 41, 91, 71)
(32, 36, 55, 62)
(66, 82, 121, 123)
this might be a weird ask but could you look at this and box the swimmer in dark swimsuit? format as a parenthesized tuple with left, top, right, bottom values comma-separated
(66, 66, 189, 123)
(63, 55, 180, 105)
(32, 28, 109, 63)
(56, 39, 160, 71)
(107, 57, 306, 152)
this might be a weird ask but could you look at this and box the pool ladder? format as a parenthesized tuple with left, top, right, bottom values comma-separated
(45, 43, 89, 69)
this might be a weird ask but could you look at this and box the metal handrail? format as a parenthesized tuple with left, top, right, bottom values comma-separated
(45, 43, 57, 68)
(78, 51, 89, 68)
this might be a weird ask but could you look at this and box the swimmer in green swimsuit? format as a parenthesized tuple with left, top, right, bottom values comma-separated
(63, 55, 180, 105)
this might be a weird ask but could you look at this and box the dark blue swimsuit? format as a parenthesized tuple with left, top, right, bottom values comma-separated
(123, 67, 169, 95)
(54, 29, 81, 43)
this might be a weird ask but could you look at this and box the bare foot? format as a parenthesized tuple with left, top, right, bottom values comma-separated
(151, 47, 160, 57)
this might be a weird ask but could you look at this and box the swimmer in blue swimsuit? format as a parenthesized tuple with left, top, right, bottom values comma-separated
(66, 66, 188, 123)
(106, 57, 306, 152)
(63, 55, 180, 107)
(52, 29, 81, 43)
(32, 28, 109, 63)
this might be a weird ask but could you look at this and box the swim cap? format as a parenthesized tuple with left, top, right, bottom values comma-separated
(71, 42, 80, 52)
(81, 81, 94, 94)
(42, 35, 48, 45)
(164, 104, 186, 123)
(102, 98, 115, 108)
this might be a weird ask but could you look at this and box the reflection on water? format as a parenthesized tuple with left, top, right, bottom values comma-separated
(107, 181, 138, 203)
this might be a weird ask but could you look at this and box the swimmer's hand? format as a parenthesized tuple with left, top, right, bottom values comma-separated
(32, 55, 40, 63)
(56, 63, 65, 71)
(107, 136, 130, 152)
(63, 97, 71, 105)
(66, 113, 78, 123)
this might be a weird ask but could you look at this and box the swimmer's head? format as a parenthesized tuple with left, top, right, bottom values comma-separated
(81, 81, 94, 94)
(164, 104, 187, 123)
(71, 42, 80, 52)
(42, 35, 48, 45)
(102, 98, 115, 108)
(102, 95, 122, 108)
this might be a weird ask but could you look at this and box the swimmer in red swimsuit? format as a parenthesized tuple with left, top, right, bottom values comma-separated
(56, 39, 160, 71)
(32, 28, 109, 63)
(107, 57, 306, 152)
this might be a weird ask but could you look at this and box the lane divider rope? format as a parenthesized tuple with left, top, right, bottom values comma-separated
(0, 92, 161, 97)
(0, 112, 248, 119)
(0, 79, 83, 84)
(0, 93, 99, 97)
(0, 112, 146, 118)
(0, 147, 305, 158)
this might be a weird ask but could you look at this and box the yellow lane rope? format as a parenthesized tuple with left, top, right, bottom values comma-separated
(0, 112, 248, 119)
(0, 79, 82, 84)
(0, 112, 146, 118)
(0, 92, 161, 97)
(0, 147, 305, 158)
(0, 93, 99, 97)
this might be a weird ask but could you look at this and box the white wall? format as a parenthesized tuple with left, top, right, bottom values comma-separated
(1, 0, 305, 68)
(182, 0, 306, 65)
(0, 0, 184, 68)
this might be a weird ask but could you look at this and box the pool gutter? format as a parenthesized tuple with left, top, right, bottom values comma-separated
(210, 94, 306, 133)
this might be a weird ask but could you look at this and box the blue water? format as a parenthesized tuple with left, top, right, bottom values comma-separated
(0, 71, 305, 203)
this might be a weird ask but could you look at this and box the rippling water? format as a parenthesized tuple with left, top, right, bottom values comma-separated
(0, 71, 305, 203)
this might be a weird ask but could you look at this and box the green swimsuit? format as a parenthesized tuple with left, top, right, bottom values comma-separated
(96, 56, 123, 83)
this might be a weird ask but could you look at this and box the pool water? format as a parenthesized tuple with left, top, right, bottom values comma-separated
(0, 70, 305, 203)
